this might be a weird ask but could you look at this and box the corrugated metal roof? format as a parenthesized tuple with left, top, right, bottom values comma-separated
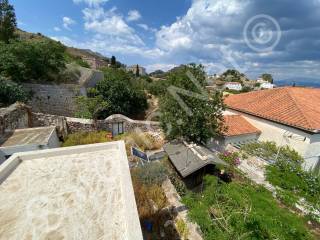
(164, 141, 228, 178)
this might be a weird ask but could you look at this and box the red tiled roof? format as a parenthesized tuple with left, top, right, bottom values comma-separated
(225, 87, 320, 132)
(223, 115, 261, 137)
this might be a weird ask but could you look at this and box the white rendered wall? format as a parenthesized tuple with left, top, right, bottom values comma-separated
(224, 110, 320, 169)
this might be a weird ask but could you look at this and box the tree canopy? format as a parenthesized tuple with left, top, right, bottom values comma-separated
(220, 69, 248, 83)
(0, 0, 16, 43)
(0, 39, 66, 82)
(261, 73, 274, 83)
(159, 64, 225, 143)
(75, 68, 148, 119)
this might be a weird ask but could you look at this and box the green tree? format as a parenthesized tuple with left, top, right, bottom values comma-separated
(0, 76, 29, 106)
(136, 64, 140, 77)
(261, 73, 273, 83)
(75, 68, 148, 119)
(0, 0, 16, 43)
(159, 64, 225, 143)
(0, 39, 66, 82)
(75, 95, 109, 119)
(110, 55, 116, 67)
(221, 69, 247, 83)
(96, 68, 148, 118)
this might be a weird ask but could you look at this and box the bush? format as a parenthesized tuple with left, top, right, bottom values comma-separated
(0, 39, 66, 83)
(266, 163, 320, 206)
(0, 77, 29, 106)
(131, 162, 168, 186)
(241, 141, 304, 165)
(62, 131, 111, 147)
(183, 175, 314, 239)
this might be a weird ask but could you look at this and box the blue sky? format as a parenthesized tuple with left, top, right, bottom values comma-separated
(10, 0, 320, 83)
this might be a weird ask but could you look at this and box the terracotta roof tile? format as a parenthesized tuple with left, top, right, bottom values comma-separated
(223, 115, 261, 137)
(224, 87, 320, 132)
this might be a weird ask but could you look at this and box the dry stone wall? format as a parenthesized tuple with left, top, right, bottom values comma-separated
(0, 103, 31, 135)
(22, 83, 82, 117)
(32, 112, 160, 138)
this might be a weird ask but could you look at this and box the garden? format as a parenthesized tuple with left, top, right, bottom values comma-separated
(241, 141, 320, 215)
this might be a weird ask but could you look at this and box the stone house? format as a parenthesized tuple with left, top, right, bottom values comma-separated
(126, 65, 147, 76)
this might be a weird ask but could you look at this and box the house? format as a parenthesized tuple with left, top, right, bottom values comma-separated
(224, 87, 320, 170)
(224, 82, 242, 91)
(126, 65, 147, 76)
(0, 141, 142, 239)
(82, 56, 109, 69)
(260, 82, 274, 89)
(0, 126, 60, 160)
(207, 115, 261, 151)
(257, 78, 267, 83)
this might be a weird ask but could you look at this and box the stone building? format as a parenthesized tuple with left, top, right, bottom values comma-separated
(126, 65, 147, 76)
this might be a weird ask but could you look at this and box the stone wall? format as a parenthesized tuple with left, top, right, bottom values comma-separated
(23, 83, 82, 117)
(32, 112, 160, 138)
(22, 67, 104, 117)
(0, 103, 32, 135)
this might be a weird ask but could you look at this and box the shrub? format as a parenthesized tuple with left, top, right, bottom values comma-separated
(62, 131, 111, 147)
(131, 161, 168, 186)
(0, 77, 29, 106)
(0, 39, 66, 83)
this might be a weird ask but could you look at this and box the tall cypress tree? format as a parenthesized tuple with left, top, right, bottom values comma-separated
(0, 0, 17, 43)
(136, 64, 140, 77)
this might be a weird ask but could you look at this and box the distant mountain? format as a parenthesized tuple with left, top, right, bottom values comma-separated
(276, 77, 320, 88)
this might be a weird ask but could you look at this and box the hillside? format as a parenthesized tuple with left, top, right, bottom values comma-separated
(15, 29, 122, 67)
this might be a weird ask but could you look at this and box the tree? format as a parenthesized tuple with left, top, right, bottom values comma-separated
(159, 64, 225, 143)
(0, 76, 29, 106)
(261, 73, 273, 83)
(110, 55, 116, 67)
(0, 0, 16, 43)
(75, 68, 148, 119)
(136, 64, 140, 77)
(0, 39, 66, 82)
(221, 69, 248, 83)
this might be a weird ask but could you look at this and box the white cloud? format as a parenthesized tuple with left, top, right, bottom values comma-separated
(83, 7, 144, 46)
(54, 27, 61, 32)
(63, 17, 76, 30)
(73, 0, 108, 7)
(137, 23, 149, 31)
(126, 10, 141, 22)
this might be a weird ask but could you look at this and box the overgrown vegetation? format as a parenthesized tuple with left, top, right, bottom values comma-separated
(0, 77, 30, 106)
(183, 175, 315, 240)
(0, 39, 66, 83)
(241, 141, 320, 216)
(159, 63, 225, 143)
(62, 131, 111, 147)
(75, 68, 148, 119)
(131, 162, 181, 239)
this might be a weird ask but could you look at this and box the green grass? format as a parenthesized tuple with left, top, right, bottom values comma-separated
(62, 131, 111, 147)
(183, 176, 315, 240)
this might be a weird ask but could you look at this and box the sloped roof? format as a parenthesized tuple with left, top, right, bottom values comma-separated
(223, 115, 261, 137)
(164, 141, 227, 178)
(225, 87, 320, 133)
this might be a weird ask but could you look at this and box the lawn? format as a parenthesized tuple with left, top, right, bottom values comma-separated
(183, 175, 315, 240)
